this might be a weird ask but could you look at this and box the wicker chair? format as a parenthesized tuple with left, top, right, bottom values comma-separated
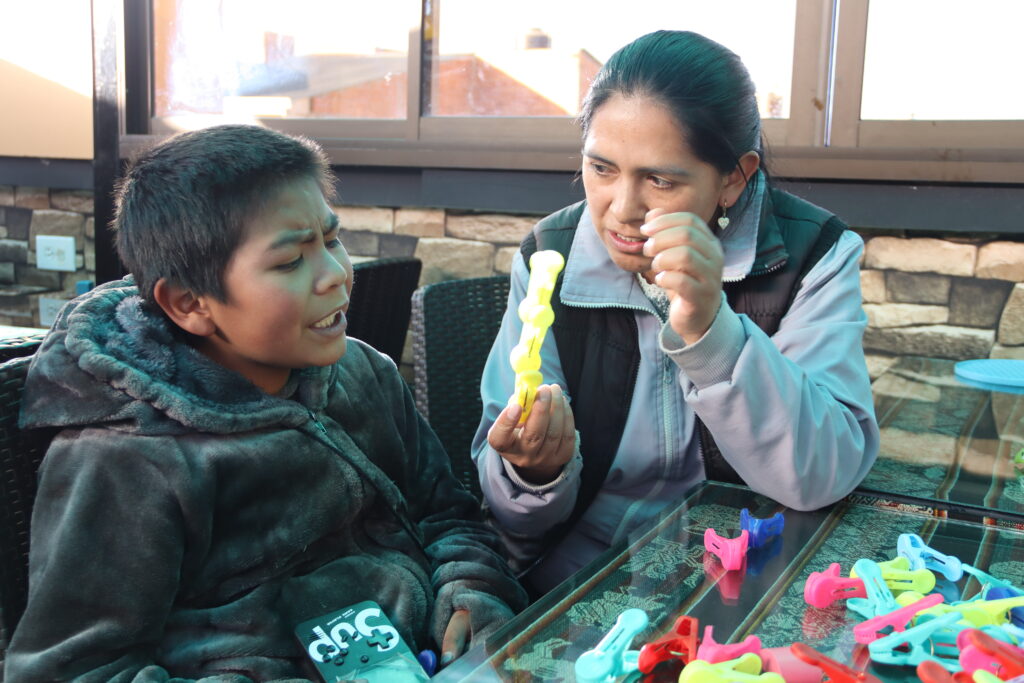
(0, 335, 45, 365)
(0, 356, 55, 668)
(348, 257, 423, 366)
(411, 276, 511, 499)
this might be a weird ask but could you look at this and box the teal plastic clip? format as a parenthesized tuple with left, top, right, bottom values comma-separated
(868, 610, 965, 672)
(575, 608, 649, 683)
(898, 534, 964, 581)
(847, 558, 901, 620)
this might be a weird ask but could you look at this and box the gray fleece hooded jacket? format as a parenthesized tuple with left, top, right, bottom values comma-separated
(6, 277, 527, 682)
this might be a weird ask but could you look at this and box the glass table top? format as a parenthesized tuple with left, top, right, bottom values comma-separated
(862, 355, 1024, 520)
(435, 481, 1024, 682)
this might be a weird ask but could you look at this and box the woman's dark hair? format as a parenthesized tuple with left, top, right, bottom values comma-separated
(579, 30, 767, 181)
(113, 124, 334, 306)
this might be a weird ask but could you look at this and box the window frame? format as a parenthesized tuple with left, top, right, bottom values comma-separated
(120, 0, 1024, 183)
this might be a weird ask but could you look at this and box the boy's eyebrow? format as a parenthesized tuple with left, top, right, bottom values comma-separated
(267, 214, 339, 250)
(584, 150, 692, 178)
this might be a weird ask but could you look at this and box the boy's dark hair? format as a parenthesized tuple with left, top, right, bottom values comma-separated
(113, 124, 335, 305)
(579, 31, 767, 184)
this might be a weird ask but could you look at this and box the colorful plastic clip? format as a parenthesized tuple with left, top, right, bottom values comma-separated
(958, 628, 1024, 679)
(983, 584, 1024, 627)
(574, 608, 648, 683)
(783, 642, 883, 682)
(509, 250, 564, 424)
(637, 615, 699, 674)
(963, 564, 1016, 593)
(916, 660, 975, 683)
(853, 592, 945, 644)
(898, 533, 964, 581)
(703, 551, 745, 603)
(918, 595, 1024, 629)
(694, 625, 762, 664)
(739, 509, 784, 549)
(868, 610, 964, 671)
(678, 652, 784, 683)
(704, 528, 749, 572)
(804, 563, 867, 609)
(851, 555, 937, 594)
(847, 558, 901, 620)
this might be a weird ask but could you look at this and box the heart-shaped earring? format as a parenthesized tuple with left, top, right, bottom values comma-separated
(717, 202, 730, 229)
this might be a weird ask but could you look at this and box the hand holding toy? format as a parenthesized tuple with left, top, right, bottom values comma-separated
(509, 250, 564, 424)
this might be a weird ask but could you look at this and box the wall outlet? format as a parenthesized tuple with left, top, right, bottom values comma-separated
(36, 235, 77, 272)
(38, 297, 66, 327)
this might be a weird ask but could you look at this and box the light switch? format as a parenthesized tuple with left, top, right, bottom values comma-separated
(36, 235, 77, 272)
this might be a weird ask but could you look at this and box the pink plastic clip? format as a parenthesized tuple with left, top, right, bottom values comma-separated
(958, 628, 1024, 679)
(694, 625, 762, 664)
(637, 615, 699, 674)
(704, 528, 749, 571)
(804, 563, 867, 609)
(853, 592, 944, 644)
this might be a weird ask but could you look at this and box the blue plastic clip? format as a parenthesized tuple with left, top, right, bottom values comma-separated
(868, 610, 964, 672)
(980, 586, 1024, 628)
(575, 608, 649, 683)
(897, 534, 964, 581)
(847, 558, 901, 620)
(740, 509, 785, 549)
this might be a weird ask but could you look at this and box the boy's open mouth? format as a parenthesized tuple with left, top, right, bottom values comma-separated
(311, 311, 343, 330)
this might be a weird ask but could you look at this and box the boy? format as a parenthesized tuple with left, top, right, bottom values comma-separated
(6, 125, 526, 681)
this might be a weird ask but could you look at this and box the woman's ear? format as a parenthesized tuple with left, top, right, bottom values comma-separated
(722, 151, 762, 206)
(152, 278, 216, 337)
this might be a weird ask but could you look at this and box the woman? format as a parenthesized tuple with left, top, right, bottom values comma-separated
(472, 30, 879, 594)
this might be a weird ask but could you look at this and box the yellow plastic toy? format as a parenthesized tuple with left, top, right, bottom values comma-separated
(915, 595, 1024, 628)
(678, 653, 783, 683)
(509, 250, 564, 424)
(851, 556, 936, 594)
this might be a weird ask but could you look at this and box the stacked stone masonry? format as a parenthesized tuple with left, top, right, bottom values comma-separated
(4, 186, 1024, 376)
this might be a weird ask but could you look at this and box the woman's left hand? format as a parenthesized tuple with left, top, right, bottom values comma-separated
(440, 609, 471, 667)
(641, 208, 724, 344)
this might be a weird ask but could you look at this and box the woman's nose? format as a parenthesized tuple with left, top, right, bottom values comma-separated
(610, 180, 645, 225)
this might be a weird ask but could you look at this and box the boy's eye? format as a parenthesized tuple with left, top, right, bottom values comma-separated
(277, 256, 303, 271)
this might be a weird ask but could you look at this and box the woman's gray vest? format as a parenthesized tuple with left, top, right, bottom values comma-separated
(519, 188, 847, 542)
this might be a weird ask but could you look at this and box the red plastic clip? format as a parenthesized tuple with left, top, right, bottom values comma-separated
(916, 660, 974, 683)
(789, 642, 883, 683)
(694, 625, 762, 664)
(804, 563, 867, 609)
(637, 615, 700, 674)
(704, 528, 749, 571)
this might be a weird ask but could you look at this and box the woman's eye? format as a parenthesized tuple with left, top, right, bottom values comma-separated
(326, 237, 342, 249)
(590, 162, 611, 175)
(650, 176, 673, 189)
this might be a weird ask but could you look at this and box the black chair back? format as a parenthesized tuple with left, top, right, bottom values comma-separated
(411, 276, 510, 499)
(0, 335, 45, 365)
(348, 258, 422, 366)
(0, 356, 55, 670)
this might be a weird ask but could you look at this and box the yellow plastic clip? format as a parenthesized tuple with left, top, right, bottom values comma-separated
(678, 652, 784, 682)
(510, 250, 564, 424)
(917, 595, 1024, 628)
(851, 556, 936, 594)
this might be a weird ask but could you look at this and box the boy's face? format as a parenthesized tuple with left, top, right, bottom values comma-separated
(197, 176, 352, 394)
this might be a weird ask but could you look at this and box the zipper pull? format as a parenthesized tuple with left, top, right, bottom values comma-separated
(307, 410, 328, 435)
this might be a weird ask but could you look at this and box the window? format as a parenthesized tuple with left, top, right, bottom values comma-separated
(129, 0, 1024, 182)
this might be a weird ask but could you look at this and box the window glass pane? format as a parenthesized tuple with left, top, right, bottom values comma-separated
(153, 0, 417, 119)
(862, 0, 1024, 120)
(428, 0, 795, 119)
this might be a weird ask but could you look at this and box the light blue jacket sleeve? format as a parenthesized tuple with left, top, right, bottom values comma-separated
(471, 253, 583, 562)
(660, 230, 880, 511)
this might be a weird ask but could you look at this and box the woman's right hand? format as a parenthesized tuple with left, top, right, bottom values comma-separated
(487, 384, 576, 485)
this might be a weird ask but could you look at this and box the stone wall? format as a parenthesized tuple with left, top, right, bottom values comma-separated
(859, 235, 1024, 379)
(0, 185, 96, 327)
(4, 183, 1024, 380)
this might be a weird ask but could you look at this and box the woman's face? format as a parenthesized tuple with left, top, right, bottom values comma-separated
(581, 93, 729, 277)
